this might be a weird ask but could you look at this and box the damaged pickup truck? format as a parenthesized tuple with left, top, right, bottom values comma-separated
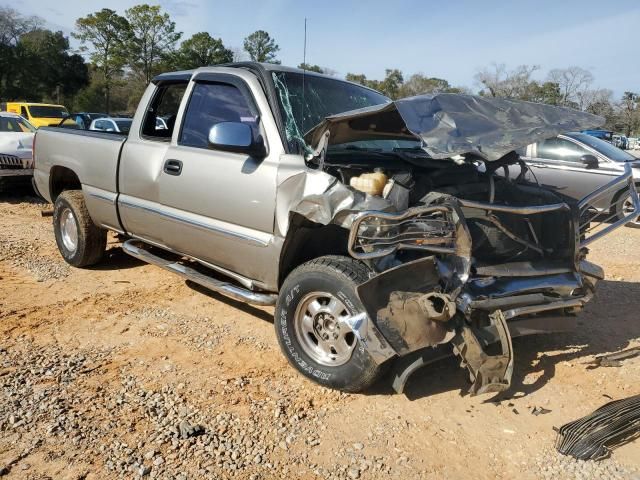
(33, 63, 640, 394)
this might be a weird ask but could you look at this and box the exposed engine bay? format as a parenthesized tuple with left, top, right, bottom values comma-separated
(323, 149, 577, 267)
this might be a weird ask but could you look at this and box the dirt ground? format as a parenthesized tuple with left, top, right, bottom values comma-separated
(1, 189, 639, 480)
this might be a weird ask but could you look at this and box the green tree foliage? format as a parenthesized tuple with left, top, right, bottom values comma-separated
(125, 4, 182, 84)
(71, 67, 130, 114)
(15, 30, 88, 102)
(243, 30, 280, 63)
(0, 7, 41, 100)
(528, 81, 562, 105)
(0, 8, 87, 104)
(298, 63, 323, 73)
(345, 73, 368, 85)
(347, 69, 465, 100)
(399, 73, 465, 97)
(172, 32, 233, 70)
(74, 9, 130, 113)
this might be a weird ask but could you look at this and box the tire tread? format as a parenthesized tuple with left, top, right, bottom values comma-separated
(54, 190, 106, 267)
(277, 255, 384, 393)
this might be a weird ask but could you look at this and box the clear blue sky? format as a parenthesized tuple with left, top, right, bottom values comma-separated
(10, 0, 640, 97)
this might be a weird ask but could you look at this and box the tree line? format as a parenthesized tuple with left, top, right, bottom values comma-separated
(0, 5, 282, 114)
(0, 5, 637, 135)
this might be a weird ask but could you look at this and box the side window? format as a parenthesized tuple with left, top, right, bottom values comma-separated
(142, 82, 187, 140)
(179, 82, 258, 149)
(21, 106, 29, 118)
(536, 138, 589, 163)
(94, 120, 105, 130)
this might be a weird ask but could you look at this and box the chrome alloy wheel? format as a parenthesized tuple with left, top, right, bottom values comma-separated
(293, 292, 357, 367)
(60, 208, 79, 253)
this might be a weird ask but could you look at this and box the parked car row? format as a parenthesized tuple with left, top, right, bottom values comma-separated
(580, 129, 640, 150)
(1, 101, 69, 128)
(58, 113, 133, 134)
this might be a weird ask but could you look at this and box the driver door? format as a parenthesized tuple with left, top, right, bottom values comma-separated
(157, 75, 280, 282)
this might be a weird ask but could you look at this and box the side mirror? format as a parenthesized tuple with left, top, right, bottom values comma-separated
(580, 154, 599, 169)
(208, 122, 266, 158)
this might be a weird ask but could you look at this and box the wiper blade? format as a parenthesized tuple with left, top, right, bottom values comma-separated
(393, 146, 424, 152)
(333, 145, 383, 152)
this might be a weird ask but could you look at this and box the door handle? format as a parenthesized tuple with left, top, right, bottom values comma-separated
(164, 159, 183, 176)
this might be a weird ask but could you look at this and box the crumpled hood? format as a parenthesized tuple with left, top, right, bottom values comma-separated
(304, 93, 605, 161)
(0, 132, 34, 160)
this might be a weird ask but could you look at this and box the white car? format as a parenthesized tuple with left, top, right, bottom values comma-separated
(89, 117, 133, 134)
(0, 112, 36, 177)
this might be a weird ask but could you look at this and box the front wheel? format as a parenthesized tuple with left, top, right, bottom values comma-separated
(275, 256, 385, 392)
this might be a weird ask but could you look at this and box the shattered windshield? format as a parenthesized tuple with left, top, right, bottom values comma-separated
(272, 71, 394, 153)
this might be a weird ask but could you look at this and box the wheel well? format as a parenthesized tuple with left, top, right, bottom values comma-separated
(49, 166, 81, 201)
(611, 182, 640, 213)
(278, 214, 350, 287)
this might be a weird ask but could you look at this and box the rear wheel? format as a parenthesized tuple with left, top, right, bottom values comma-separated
(53, 190, 106, 266)
(275, 255, 385, 392)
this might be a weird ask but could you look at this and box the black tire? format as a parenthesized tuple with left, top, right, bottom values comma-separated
(53, 190, 106, 267)
(275, 255, 385, 392)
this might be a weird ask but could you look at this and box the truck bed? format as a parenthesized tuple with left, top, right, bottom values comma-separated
(34, 127, 127, 232)
(34, 127, 126, 202)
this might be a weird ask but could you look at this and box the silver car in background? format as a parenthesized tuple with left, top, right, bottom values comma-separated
(520, 132, 640, 227)
(89, 117, 133, 134)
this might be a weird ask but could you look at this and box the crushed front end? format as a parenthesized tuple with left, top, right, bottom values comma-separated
(347, 163, 639, 395)
(277, 91, 640, 395)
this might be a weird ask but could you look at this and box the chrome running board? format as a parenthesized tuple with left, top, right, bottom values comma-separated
(122, 239, 277, 306)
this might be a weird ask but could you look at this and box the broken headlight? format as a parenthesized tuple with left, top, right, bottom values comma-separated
(348, 206, 457, 259)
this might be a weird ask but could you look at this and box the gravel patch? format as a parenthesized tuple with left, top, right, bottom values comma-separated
(0, 237, 69, 281)
(532, 448, 638, 480)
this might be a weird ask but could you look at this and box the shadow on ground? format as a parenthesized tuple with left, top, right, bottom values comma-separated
(87, 245, 145, 271)
(0, 186, 44, 205)
(185, 280, 274, 324)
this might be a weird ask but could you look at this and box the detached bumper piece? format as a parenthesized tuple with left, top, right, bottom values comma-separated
(451, 310, 513, 396)
(555, 394, 640, 460)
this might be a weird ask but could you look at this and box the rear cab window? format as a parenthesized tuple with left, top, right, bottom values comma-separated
(141, 82, 188, 141)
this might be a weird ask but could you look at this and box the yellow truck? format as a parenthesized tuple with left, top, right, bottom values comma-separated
(1, 102, 69, 128)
